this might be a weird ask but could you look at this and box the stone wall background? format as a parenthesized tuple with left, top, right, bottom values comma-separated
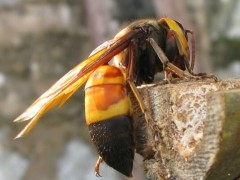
(0, 0, 238, 180)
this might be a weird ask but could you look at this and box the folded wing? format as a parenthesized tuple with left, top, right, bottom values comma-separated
(14, 30, 139, 138)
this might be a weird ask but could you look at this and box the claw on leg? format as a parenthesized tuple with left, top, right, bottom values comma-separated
(164, 71, 172, 84)
(149, 38, 192, 79)
(95, 156, 103, 177)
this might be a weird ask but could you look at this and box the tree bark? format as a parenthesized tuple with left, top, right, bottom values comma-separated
(132, 78, 240, 180)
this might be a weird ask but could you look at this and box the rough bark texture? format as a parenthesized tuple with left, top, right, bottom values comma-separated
(132, 78, 240, 180)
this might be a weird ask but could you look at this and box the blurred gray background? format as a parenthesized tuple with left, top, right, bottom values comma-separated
(1, 0, 240, 180)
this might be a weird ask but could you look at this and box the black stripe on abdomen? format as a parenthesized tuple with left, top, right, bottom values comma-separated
(89, 115, 134, 177)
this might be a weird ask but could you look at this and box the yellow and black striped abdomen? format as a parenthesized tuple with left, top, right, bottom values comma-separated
(84, 65, 134, 177)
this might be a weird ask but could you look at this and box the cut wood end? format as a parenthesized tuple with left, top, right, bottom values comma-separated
(132, 78, 240, 179)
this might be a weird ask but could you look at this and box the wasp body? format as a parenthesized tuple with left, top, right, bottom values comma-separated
(86, 65, 134, 177)
(14, 18, 197, 177)
(113, 18, 194, 84)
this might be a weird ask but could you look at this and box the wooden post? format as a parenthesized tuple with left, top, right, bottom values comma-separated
(132, 78, 240, 180)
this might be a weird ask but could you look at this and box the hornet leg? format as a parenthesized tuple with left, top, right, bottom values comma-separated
(94, 156, 103, 177)
(148, 38, 217, 81)
(127, 41, 160, 144)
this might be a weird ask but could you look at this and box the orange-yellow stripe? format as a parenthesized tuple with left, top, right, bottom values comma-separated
(85, 85, 131, 125)
(85, 65, 125, 89)
(160, 18, 190, 60)
(84, 65, 131, 125)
